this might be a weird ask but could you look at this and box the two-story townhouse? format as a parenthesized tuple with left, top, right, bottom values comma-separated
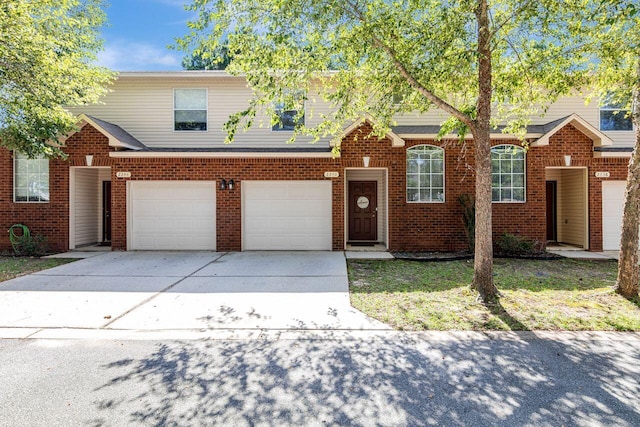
(0, 71, 635, 253)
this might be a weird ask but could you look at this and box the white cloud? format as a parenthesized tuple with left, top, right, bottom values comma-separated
(97, 40, 182, 71)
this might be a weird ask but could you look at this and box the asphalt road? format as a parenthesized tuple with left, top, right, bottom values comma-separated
(1, 332, 639, 426)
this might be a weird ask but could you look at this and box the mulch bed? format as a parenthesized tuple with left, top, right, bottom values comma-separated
(392, 251, 564, 261)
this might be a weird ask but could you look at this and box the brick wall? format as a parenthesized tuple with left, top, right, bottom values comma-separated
(0, 125, 112, 252)
(339, 122, 631, 252)
(110, 157, 342, 250)
(0, 121, 632, 253)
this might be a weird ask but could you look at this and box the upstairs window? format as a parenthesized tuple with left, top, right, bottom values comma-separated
(272, 90, 305, 131)
(174, 89, 207, 131)
(14, 152, 49, 202)
(491, 145, 525, 203)
(406, 145, 445, 202)
(600, 100, 632, 131)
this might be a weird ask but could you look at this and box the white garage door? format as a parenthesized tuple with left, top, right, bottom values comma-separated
(129, 181, 216, 250)
(243, 181, 332, 250)
(602, 181, 625, 251)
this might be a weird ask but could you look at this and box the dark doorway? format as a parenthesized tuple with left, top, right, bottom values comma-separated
(102, 181, 112, 243)
(348, 181, 377, 241)
(546, 181, 557, 242)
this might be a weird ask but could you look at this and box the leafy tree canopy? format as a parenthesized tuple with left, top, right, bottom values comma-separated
(0, 0, 114, 157)
(180, 0, 598, 302)
(585, 0, 640, 299)
(587, 1, 639, 107)
(179, 0, 591, 146)
(182, 43, 232, 70)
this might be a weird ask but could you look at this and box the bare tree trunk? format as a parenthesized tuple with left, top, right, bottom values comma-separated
(472, 0, 498, 302)
(615, 59, 640, 299)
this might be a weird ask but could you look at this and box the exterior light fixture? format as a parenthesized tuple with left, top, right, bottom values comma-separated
(228, 179, 235, 190)
(219, 179, 227, 190)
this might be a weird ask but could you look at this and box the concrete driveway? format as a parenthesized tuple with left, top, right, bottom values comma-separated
(0, 251, 389, 339)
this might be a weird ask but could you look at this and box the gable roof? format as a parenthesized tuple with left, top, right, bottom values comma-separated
(73, 114, 147, 150)
(389, 114, 614, 148)
(530, 113, 613, 147)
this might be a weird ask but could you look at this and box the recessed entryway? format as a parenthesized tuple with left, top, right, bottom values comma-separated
(545, 168, 588, 249)
(345, 169, 388, 249)
(69, 167, 112, 250)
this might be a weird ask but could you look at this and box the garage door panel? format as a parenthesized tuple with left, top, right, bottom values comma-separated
(602, 181, 625, 251)
(130, 181, 216, 250)
(243, 181, 332, 250)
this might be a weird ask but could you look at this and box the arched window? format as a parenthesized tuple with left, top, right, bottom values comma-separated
(491, 145, 525, 202)
(407, 145, 444, 203)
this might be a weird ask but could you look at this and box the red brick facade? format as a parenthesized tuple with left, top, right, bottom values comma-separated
(0, 121, 631, 253)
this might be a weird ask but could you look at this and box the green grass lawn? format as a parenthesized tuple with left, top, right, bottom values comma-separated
(0, 257, 76, 282)
(349, 258, 640, 331)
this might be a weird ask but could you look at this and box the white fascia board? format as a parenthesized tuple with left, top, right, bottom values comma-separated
(109, 151, 337, 159)
(397, 133, 543, 140)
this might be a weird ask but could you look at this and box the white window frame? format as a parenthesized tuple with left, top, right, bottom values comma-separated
(491, 144, 526, 203)
(173, 88, 208, 132)
(13, 152, 50, 203)
(599, 102, 633, 132)
(271, 90, 305, 132)
(406, 144, 445, 203)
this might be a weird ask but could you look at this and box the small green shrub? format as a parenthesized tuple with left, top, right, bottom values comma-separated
(8, 224, 50, 256)
(495, 233, 542, 256)
(15, 234, 50, 256)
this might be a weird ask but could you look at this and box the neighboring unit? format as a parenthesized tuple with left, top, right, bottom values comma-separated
(0, 71, 635, 253)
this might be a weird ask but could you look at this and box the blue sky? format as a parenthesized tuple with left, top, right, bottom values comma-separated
(97, 0, 197, 71)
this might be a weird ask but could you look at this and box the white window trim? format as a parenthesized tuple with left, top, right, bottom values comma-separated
(173, 88, 208, 132)
(13, 152, 50, 203)
(491, 144, 526, 204)
(599, 101, 633, 132)
(271, 91, 306, 132)
(406, 144, 445, 203)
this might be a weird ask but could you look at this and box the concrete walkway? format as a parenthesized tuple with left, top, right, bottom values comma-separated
(0, 251, 389, 339)
(548, 248, 620, 260)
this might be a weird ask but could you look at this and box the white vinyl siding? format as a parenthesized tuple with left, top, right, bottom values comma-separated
(559, 169, 587, 247)
(67, 77, 333, 148)
(67, 76, 636, 149)
(74, 169, 101, 246)
(242, 181, 332, 250)
(128, 181, 216, 250)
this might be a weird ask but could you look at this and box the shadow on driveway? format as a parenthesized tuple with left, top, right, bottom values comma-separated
(76, 333, 640, 426)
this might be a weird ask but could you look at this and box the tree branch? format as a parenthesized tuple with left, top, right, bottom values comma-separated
(341, 0, 475, 129)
